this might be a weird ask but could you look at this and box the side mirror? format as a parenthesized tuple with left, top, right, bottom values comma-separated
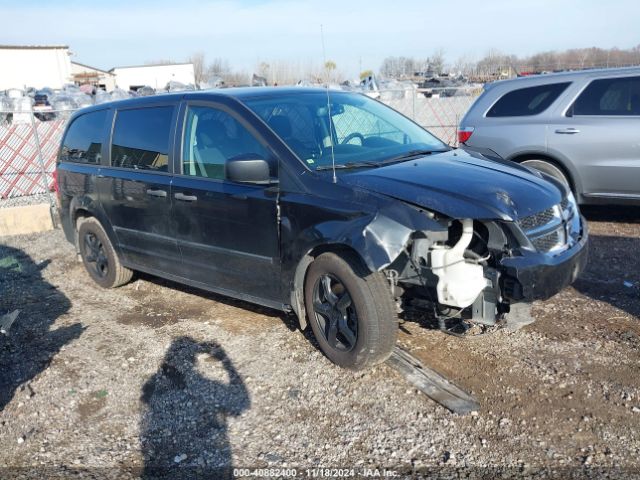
(226, 155, 272, 184)
(317, 103, 345, 116)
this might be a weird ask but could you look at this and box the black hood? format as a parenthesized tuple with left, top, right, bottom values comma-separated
(339, 149, 565, 221)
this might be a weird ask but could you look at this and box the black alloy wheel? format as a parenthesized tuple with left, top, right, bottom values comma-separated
(83, 232, 109, 279)
(303, 252, 398, 370)
(312, 274, 358, 352)
(77, 217, 133, 288)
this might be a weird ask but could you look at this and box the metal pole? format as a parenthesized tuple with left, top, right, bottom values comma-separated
(455, 113, 459, 147)
(412, 88, 416, 121)
(29, 108, 55, 209)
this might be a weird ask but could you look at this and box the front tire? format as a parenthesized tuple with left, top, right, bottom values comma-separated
(521, 159, 570, 187)
(78, 217, 133, 288)
(304, 252, 398, 370)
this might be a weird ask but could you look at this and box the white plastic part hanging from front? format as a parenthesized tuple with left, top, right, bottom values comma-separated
(430, 219, 487, 308)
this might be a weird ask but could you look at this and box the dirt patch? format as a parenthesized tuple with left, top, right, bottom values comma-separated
(115, 276, 286, 335)
(117, 307, 191, 328)
(77, 391, 108, 421)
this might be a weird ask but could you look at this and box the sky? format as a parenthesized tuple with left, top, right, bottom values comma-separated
(1, 0, 639, 78)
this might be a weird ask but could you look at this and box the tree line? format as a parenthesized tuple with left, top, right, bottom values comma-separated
(183, 45, 640, 88)
(381, 45, 640, 79)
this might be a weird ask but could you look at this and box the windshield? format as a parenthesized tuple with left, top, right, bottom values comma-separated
(243, 91, 448, 171)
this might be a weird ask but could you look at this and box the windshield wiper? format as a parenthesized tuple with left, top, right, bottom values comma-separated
(381, 148, 449, 165)
(316, 161, 381, 171)
(314, 148, 450, 171)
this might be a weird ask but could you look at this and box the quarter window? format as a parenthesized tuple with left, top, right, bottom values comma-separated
(571, 76, 640, 116)
(111, 106, 174, 171)
(487, 82, 571, 117)
(182, 106, 270, 180)
(60, 110, 107, 164)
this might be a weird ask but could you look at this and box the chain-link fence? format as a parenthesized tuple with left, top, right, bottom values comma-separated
(0, 109, 75, 200)
(378, 86, 481, 145)
(0, 87, 481, 199)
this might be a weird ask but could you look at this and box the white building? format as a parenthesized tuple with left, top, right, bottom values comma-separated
(71, 61, 116, 92)
(110, 63, 195, 91)
(0, 45, 72, 90)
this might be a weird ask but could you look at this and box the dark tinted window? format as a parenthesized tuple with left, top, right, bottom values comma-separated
(111, 106, 174, 171)
(572, 76, 640, 116)
(487, 82, 570, 117)
(60, 110, 107, 164)
(182, 106, 271, 180)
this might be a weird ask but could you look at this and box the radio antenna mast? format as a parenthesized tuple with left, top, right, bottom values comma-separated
(320, 24, 337, 184)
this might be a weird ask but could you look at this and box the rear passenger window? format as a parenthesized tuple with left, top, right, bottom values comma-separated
(60, 110, 107, 164)
(571, 76, 640, 116)
(182, 106, 270, 180)
(487, 82, 570, 117)
(111, 106, 174, 171)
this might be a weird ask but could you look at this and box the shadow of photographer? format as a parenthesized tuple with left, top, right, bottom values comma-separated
(0, 244, 83, 411)
(140, 336, 250, 479)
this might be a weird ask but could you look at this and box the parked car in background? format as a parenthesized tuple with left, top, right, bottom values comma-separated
(3, 89, 32, 124)
(33, 88, 56, 121)
(56, 88, 587, 370)
(459, 67, 640, 205)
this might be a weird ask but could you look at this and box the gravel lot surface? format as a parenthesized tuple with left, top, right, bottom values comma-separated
(0, 206, 638, 479)
(0, 193, 52, 209)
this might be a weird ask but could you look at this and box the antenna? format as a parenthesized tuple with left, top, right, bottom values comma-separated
(320, 24, 337, 184)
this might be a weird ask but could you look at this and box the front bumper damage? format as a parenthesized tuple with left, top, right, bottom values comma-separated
(499, 217, 589, 302)
(393, 211, 589, 328)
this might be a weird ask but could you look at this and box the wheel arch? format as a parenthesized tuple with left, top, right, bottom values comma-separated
(69, 200, 120, 258)
(289, 243, 370, 331)
(73, 207, 92, 226)
(509, 152, 583, 198)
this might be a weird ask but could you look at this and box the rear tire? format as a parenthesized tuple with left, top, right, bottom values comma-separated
(521, 159, 570, 188)
(78, 217, 132, 288)
(304, 252, 398, 370)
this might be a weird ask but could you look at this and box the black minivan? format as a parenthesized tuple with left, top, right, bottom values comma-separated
(56, 88, 588, 369)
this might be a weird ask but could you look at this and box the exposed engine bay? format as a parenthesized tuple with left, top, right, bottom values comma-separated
(381, 191, 588, 335)
(384, 213, 511, 334)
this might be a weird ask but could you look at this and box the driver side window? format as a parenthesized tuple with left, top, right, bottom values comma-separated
(182, 106, 271, 180)
(333, 104, 406, 145)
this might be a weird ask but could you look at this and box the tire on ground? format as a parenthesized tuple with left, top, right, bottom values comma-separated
(77, 217, 133, 288)
(304, 251, 398, 370)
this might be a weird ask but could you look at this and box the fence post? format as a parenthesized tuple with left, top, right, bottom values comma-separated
(28, 109, 57, 221)
(454, 114, 459, 147)
(412, 88, 416, 120)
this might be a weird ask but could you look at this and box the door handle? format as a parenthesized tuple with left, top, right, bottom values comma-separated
(555, 128, 580, 134)
(146, 189, 167, 197)
(174, 192, 198, 202)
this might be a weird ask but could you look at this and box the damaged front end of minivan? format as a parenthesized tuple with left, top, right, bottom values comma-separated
(386, 197, 587, 331)
(287, 182, 588, 334)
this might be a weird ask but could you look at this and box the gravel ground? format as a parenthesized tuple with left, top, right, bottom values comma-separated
(0, 206, 638, 479)
(0, 193, 53, 209)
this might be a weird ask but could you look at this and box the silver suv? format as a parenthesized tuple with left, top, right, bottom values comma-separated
(459, 67, 640, 205)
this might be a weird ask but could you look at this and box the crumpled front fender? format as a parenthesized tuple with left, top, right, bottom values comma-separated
(281, 191, 448, 329)
(357, 203, 447, 271)
(351, 213, 417, 271)
(299, 202, 445, 272)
